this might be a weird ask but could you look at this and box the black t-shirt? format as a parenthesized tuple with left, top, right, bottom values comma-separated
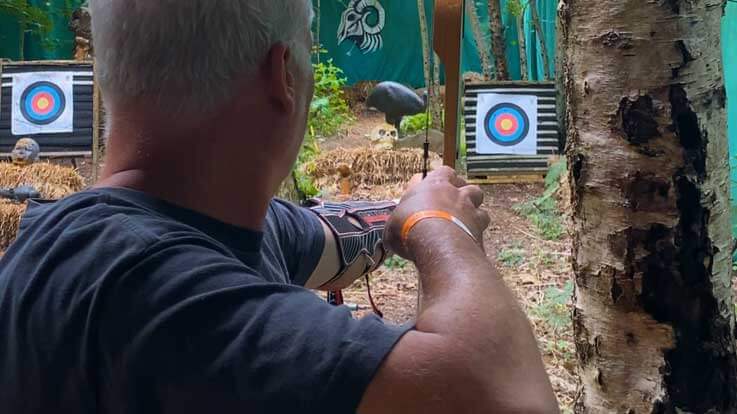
(0, 187, 410, 414)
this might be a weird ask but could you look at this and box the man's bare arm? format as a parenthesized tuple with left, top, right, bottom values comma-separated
(358, 167, 559, 414)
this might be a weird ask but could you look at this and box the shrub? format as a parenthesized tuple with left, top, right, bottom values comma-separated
(293, 60, 355, 199)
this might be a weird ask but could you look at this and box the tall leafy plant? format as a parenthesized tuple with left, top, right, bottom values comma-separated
(293, 59, 354, 198)
(0, 0, 52, 38)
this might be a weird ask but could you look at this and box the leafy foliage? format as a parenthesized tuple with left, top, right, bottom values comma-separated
(513, 159, 566, 240)
(400, 112, 430, 136)
(0, 0, 52, 37)
(383, 255, 409, 270)
(533, 280, 574, 333)
(309, 59, 354, 138)
(293, 60, 355, 198)
(498, 243, 526, 267)
(506, 0, 527, 18)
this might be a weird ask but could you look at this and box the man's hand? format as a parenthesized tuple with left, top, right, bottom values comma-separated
(384, 167, 490, 262)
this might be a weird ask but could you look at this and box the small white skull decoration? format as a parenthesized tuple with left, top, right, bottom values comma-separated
(337, 0, 386, 54)
(369, 123, 398, 150)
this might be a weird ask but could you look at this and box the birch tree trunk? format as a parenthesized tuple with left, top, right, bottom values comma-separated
(528, 0, 550, 80)
(466, 0, 493, 80)
(418, 0, 432, 88)
(562, 0, 737, 411)
(432, 51, 443, 130)
(487, 0, 509, 80)
(315, 0, 321, 63)
(516, 13, 528, 81)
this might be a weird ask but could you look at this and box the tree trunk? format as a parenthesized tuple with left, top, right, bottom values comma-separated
(528, 0, 550, 80)
(487, 0, 509, 80)
(563, 0, 737, 411)
(315, 0, 321, 63)
(466, 0, 493, 80)
(516, 13, 528, 81)
(418, 0, 432, 89)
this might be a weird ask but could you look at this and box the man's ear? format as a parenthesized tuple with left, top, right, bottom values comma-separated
(264, 43, 296, 114)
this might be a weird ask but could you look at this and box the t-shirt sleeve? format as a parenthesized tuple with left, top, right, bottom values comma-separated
(97, 238, 410, 414)
(267, 198, 325, 286)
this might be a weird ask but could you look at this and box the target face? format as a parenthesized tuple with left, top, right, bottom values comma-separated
(483, 103, 530, 147)
(11, 72, 74, 135)
(475, 93, 538, 155)
(20, 81, 67, 125)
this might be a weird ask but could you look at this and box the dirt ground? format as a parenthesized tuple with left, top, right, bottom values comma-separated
(317, 112, 578, 411)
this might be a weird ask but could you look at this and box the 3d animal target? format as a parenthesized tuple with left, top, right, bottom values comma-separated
(11, 72, 74, 136)
(475, 93, 538, 155)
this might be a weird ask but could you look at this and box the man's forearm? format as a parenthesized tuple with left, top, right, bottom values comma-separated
(408, 220, 559, 412)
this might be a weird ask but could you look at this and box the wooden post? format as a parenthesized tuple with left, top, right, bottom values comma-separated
(433, 0, 464, 169)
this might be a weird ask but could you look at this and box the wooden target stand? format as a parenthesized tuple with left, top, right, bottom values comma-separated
(0, 60, 103, 182)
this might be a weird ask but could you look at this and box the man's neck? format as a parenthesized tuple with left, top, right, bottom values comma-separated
(97, 126, 279, 232)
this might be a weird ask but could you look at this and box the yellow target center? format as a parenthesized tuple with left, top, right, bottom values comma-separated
(37, 98, 50, 110)
(500, 118, 514, 131)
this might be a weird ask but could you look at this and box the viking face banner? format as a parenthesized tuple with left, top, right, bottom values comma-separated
(11, 71, 74, 136)
(475, 93, 538, 155)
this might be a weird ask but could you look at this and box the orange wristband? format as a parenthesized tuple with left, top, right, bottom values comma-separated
(400, 210, 477, 245)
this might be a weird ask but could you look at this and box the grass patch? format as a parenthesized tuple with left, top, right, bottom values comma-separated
(513, 159, 566, 240)
(498, 243, 526, 268)
(384, 255, 409, 270)
(533, 280, 574, 334)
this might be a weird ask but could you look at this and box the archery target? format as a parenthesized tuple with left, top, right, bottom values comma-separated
(475, 93, 538, 155)
(11, 72, 74, 135)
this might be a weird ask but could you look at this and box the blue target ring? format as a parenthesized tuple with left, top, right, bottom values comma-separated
(483, 103, 530, 147)
(20, 81, 66, 125)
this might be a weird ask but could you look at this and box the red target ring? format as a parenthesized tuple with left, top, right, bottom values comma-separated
(494, 114, 520, 136)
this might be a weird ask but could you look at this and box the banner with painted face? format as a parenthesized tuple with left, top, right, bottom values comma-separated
(11, 71, 74, 136)
(475, 93, 538, 155)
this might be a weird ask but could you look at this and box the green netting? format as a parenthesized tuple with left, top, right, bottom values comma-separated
(315, 0, 556, 88)
(0, 0, 85, 60)
(723, 3, 737, 243)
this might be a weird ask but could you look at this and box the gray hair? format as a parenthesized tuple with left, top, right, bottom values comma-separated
(90, 0, 314, 115)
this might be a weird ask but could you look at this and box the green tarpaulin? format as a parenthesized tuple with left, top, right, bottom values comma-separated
(0, 0, 85, 60)
(315, 0, 556, 87)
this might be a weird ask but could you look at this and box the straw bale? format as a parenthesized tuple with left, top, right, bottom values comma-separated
(0, 201, 25, 250)
(0, 162, 85, 196)
(306, 147, 440, 186)
(0, 162, 85, 250)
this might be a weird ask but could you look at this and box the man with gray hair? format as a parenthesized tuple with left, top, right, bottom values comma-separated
(0, 1, 558, 413)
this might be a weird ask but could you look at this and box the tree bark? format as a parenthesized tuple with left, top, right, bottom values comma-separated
(487, 0, 509, 80)
(431, 51, 443, 130)
(418, 0, 432, 88)
(466, 0, 493, 80)
(528, 0, 550, 80)
(516, 13, 528, 81)
(315, 0, 321, 63)
(563, 0, 737, 411)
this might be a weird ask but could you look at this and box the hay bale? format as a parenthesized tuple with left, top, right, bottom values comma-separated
(0, 201, 25, 250)
(0, 162, 85, 250)
(306, 147, 440, 187)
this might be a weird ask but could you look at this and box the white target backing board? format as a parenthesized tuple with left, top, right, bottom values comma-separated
(11, 71, 74, 135)
(475, 93, 538, 155)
